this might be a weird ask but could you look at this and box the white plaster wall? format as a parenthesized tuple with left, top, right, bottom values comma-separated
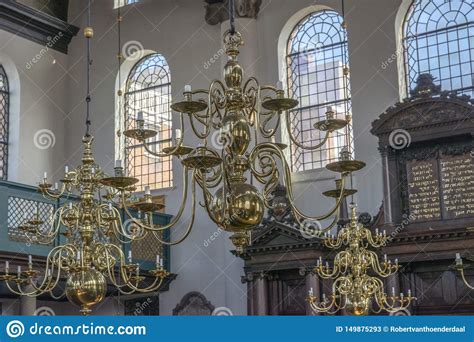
(0, 29, 69, 184)
(61, 0, 406, 316)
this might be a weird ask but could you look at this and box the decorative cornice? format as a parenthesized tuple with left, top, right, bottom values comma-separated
(0, 0, 79, 54)
(204, 0, 262, 26)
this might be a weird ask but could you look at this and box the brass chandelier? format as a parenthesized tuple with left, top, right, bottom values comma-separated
(307, 206, 416, 315)
(0, 2, 169, 315)
(122, 0, 365, 253)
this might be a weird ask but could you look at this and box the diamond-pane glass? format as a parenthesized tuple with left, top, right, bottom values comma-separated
(403, 0, 474, 97)
(0, 65, 8, 180)
(286, 11, 353, 172)
(7, 196, 54, 245)
(124, 54, 172, 191)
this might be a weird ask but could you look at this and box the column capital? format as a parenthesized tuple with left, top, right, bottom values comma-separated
(204, 0, 262, 26)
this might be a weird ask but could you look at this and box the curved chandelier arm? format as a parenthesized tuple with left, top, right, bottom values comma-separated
(364, 227, 389, 248)
(367, 250, 398, 277)
(374, 280, 414, 313)
(24, 206, 66, 245)
(249, 143, 346, 227)
(284, 112, 331, 151)
(196, 168, 227, 226)
(151, 174, 197, 246)
(4, 244, 75, 297)
(140, 113, 186, 158)
(324, 229, 347, 249)
(458, 268, 474, 290)
(188, 80, 226, 140)
(101, 244, 166, 294)
(308, 277, 348, 314)
(119, 167, 192, 232)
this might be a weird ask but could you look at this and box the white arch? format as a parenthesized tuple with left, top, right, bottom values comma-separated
(395, 0, 413, 100)
(114, 49, 157, 164)
(0, 52, 20, 181)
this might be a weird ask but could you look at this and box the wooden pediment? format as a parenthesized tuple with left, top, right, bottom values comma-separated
(371, 94, 474, 146)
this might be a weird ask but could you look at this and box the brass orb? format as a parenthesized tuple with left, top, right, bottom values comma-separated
(66, 269, 106, 315)
(210, 183, 264, 232)
(221, 111, 250, 155)
(346, 296, 369, 316)
(84, 27, 94, 38)
(224, 59, 243, 88)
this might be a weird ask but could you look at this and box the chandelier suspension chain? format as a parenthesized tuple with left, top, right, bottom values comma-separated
(229, 0, 236, 34)
(85, 0, 92, 136)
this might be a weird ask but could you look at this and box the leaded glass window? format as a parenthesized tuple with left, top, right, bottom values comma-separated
(286, 10, 352, 172)
(403, 0, 474, 97)
(0, 65, 9, 180)
(124, 54, 172, 190)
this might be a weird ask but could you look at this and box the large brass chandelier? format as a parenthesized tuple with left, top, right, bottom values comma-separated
(307, 206, 416, 315)
(0, 2, 169, 315)
(122, 0, 365, 253)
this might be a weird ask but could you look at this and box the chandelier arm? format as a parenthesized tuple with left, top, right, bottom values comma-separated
(141, 135, 184, 159)
(5, 245, 73, 297)
(458, 269, 474, 290)
(259, 112, 280, 138)
(101, 244, 166, 294)
(119, 167, 191, 232)
(284, 112, 331, 150)
(150, 175, 197, 246)
(110, 208, 150, 243)
(99, 245, 138, 294)
(368, 250, 397, 277)
(364, 227, 389, 248)
(197, 169, 227, 226)
(249, 143, 347, 224)
(24, 206, 64, 245)
(243, 77, 260, 131)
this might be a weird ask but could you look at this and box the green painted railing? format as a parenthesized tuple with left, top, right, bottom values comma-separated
(0, 180, 171, 270)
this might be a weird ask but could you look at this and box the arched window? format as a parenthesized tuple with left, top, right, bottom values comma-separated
(124, 53, 172, 190)
(403, 0, 474, 97)
(286, 10, 352, 172)
(0, 65, 9, 180)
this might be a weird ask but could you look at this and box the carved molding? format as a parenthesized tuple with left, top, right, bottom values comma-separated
(172, 291, 215, 316)
(0, 0, 79, 54)
(204, 0, 262, 26)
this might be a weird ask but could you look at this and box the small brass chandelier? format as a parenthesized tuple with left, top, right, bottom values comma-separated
(0, 2, 169, 315)
(307, 206, 416, 315)
(121, 0, 365, 252)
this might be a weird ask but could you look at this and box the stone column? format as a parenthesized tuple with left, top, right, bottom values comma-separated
(305, 271, 320, 316)
(20, 285, 36, 316)
(254, 272, 268, 315)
